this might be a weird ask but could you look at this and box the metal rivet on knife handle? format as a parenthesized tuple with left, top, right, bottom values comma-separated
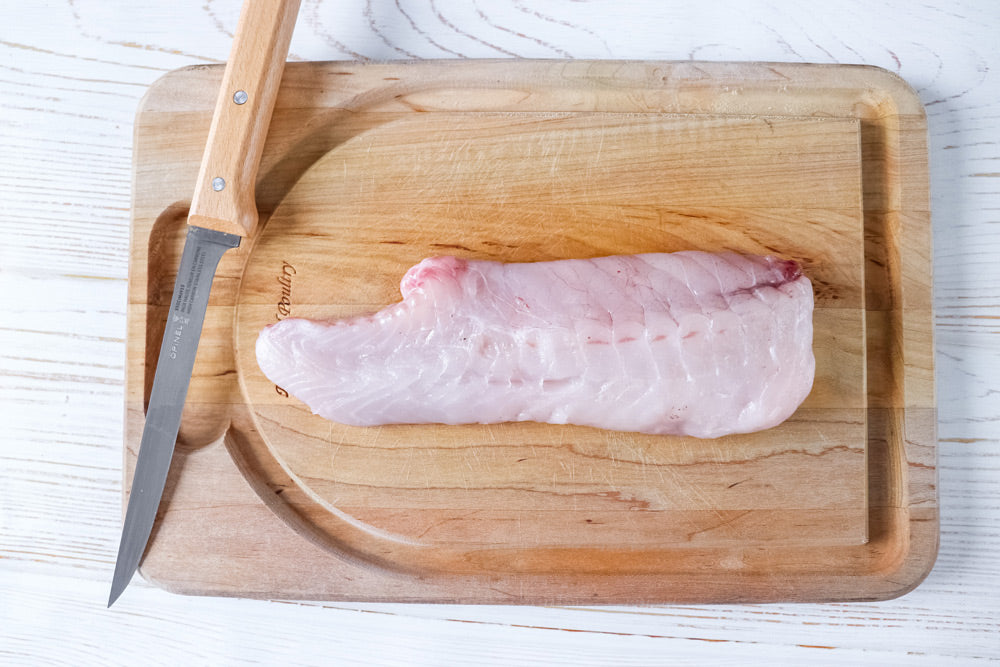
(233, 90, 248, 105)
(212, 177, 226, 191)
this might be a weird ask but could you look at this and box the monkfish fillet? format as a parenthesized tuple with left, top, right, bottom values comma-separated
(256, 252, 814, 438)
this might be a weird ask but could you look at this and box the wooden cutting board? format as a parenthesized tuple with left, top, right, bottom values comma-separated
(126, 60, 936, 603)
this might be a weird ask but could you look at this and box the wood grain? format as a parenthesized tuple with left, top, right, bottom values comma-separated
(121, 59, 932, 602)
(2, 0, 998, 663)
(234, 110, 869, 574)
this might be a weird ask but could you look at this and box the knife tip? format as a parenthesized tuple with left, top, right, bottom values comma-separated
(108, 580, 126, 608)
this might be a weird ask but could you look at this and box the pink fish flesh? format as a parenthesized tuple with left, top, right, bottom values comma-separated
(255, 252, 814, 438)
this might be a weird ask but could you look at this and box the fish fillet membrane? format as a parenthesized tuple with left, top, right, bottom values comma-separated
(255, 252, 815, 438)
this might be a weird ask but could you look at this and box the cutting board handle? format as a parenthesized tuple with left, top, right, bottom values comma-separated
(188, 0, 301, 237)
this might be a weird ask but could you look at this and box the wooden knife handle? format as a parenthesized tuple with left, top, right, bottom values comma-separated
(188, 0, 301, 237)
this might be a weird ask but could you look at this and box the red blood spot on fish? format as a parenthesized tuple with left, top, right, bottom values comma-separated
(773, 258, 802, 283)
(399, 256, 468, 297)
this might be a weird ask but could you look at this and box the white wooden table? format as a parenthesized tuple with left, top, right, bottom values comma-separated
(2, 1, 998, 663)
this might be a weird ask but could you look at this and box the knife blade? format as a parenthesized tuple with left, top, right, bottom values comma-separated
(110, 0, 301, 607)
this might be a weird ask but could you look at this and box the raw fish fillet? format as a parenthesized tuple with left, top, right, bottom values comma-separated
(256, 252, 814, 438)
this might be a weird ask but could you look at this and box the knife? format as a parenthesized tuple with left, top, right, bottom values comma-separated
(109, 0, 301, 607)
